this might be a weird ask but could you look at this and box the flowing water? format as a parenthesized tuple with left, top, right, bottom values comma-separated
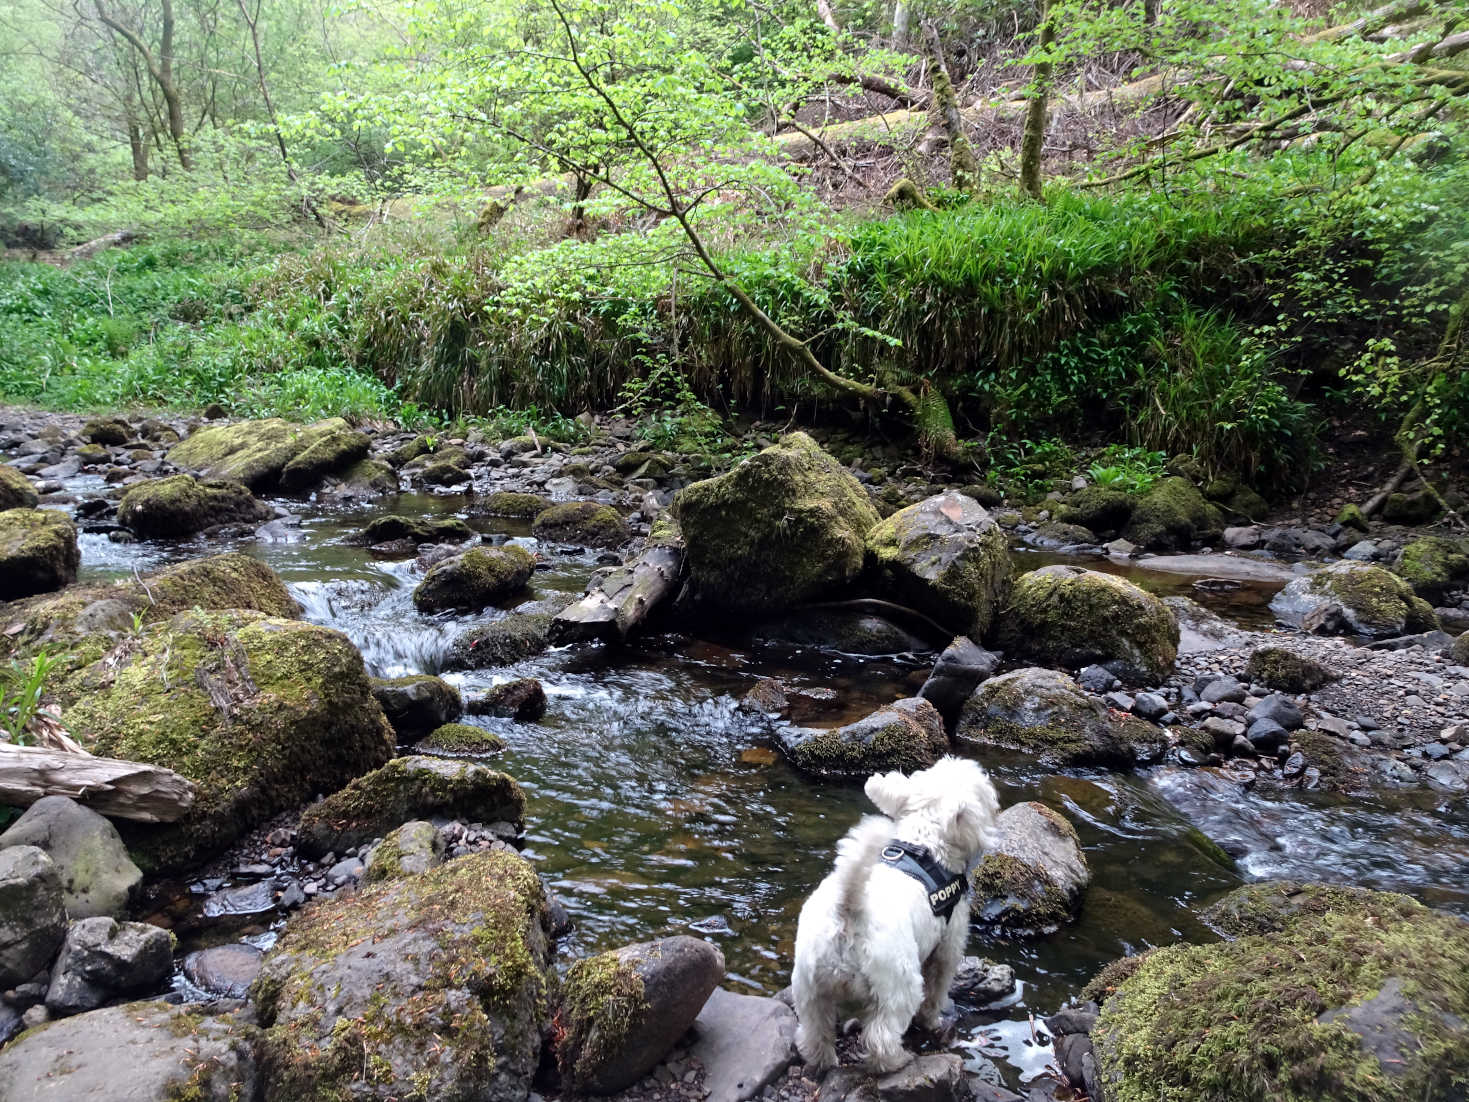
(71, 490, 1469, 1088)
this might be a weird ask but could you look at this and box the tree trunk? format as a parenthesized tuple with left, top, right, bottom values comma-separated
(1019, 1, 1056, 200)
(816, 0, 841, 32)
(549, 544, 683, 644)
(922, 23, 979, 192)
(127, 121, 149, 180)
(0, 744, 196, 823)
(892, 1, 912, 47)
(93, 0, 190, 170)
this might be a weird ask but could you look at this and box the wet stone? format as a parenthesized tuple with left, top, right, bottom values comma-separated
(183, 943, 264, 1000)
(202, 880, 276, 920)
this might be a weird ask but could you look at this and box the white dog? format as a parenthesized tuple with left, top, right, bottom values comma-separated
(791, 756, 1000, 1073)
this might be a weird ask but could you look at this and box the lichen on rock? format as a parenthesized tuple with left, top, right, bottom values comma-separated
(1270, 561, 1439, 638)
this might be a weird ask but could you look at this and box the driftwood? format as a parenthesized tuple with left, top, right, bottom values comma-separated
(0, 743, 196, 823)
(549, 545, 683, 645)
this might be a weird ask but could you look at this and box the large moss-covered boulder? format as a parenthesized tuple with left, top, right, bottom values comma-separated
(80, 416, 131, 445)
(58, 610, 395, 873)
(412, 545, 535, 614)
(1122, 476, 1216, 550)
(673, 432, 879, 616)
(1270, 561, 1439, 638)
(295, 755, 526, 858)
(0, 508, 78, 600)
(778, 697, 949, 777)
(1090, 886, 1469, 1102)
(971, 802, 1089, 935)
(483, 491, 550, 518)
(117, 474, 272, 538)
(955, 667, 1165, 767)
(0, 463, 38, 511)
(993, 565, 1179, 684)
(1057, 486, 1134, 535)
(530, 502, 629, 547)
(1200, 879, 1414, 939)
(361, 515, 473, 546)
(864, 491, 1013, 636)
(253, 849, 554, 1102)
(556, 936, 725, 1094)
(0, 1000, 261, 1101)
(168, 417, 367, 492)
(1392, 536, 1469, 602)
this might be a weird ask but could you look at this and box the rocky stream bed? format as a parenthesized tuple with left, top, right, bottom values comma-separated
(0, 406, 1467, 1102)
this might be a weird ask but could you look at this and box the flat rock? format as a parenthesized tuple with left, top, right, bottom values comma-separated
(183, 943, 264, 999)
(687, 987, 796, 1102)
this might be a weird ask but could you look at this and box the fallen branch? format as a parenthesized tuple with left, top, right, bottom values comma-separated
(0, 743, 196, 823)
(549, 544, 683, 644)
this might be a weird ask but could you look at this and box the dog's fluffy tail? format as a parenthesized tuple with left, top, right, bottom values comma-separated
(832, 814, 892, 919)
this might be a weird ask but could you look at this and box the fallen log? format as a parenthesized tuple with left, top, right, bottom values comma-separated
(549, 545, 683, 645)
(0, 743, 196, 823)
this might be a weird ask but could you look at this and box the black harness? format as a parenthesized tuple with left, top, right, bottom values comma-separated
(879, 840, 968, 921)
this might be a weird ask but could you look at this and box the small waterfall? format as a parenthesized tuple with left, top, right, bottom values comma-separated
(290, 564, 458, 677)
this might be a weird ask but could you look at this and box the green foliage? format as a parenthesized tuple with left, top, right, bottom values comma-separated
(1, 648, 67, 746)
(616, 357, 729, 453)
(1088, 446, 1166, 494)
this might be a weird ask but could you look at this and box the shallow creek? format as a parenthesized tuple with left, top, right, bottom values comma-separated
(71, 488, 1469, 1088)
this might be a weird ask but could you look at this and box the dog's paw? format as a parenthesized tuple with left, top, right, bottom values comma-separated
(864, 1047, 914, 1075)
(917, 1009, 958, 1043)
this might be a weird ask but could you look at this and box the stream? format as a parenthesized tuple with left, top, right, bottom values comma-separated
(71, 488, 1469, 1089)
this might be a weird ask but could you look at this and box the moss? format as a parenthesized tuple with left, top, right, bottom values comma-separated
(530, 501, 630, 547)
(363, 821, 443, 883)
(1245, 647, 1336, 693)
(970, 852, 1073, 932)
(338, 458, 398, 494)
(117, 475, 271, 539)
(412, 545, 535, 614)
(994, 566, 1179, 683)
(1289, 729, 1371, 794)
(1392, 536, 1469, 602)
(1335, 503, 1369, 532)
(420, 723, 506, 755)
(279, 427, 370, 491)
(1080, 951, 1155, 1005)
(648, 512, 684, 549)
(361, 515, 473, 546)
(74, 443, 111, 465)
(612, 451, 670, 478)
(1057, 486, 1135, 534)
(1122, 476, 1213, 550)
(386, 435, 432, 467)
(254, 849, 551, 1102)
(169, 418, 355, 492)
(1092, 902, 1469, 1102)
(482, 491, 549, 519)
(1454, 631, 1469, 665)
(0, 464, 38, 511)
(417, 460, 471, 485)
(1201, 880, 1423, 939)
(1382, 489, 1440, 524)
(556, 951, 649, 1091)
(60, 610, 395, 873)
(295, 755, 525, 857)
(1312, 563, 1437, 636)
(0, 507, 79, 600)
(784, 703, 949, 776)
(80, 417, 131, 446)
(443, 613, 553, 671)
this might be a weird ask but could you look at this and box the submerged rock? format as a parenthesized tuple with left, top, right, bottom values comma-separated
(117, 474, 272, 538)
(970, 802, 1089, 934)
(169, 416, 368, 491)
(295, 755, 525, 858)
(556, 935, 725, 1094)
(754, 607, 932, 655)
(0, 507, 78, 599)
(674, 432, 879, 616)
(412, 544, 534, 613)
(994, 565, 1179, 685)
(252, 849, 553, 1102)
(0, 796, 141, 919)
(1270, 561, 1438, 638)
(955, 667, 1165, 767)
(1088, 887, 1469, 1102)
(864, 491, 1013, 636)
(779, 697, 949, 777)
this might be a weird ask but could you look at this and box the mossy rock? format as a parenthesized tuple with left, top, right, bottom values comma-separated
(778, 697, 949, 777)
(253, 849, 553, 1102)
(1056, 487, 1134, 535)
(360, 515, 473, 547)
(363, 820, 444, 883)
(530, 502, 629, 548)
(443, 613, 554, 671)
(1090, 889, 1469, 1102)
(1270, 561, 1439, 638)
(674, 432, 879, 617)
(611, 451, 671, 478)
(168, 417, 361, 492)
(864, 491, 1013, 637)
(295, 755, 525, 858)
(117, 474, 272, 539)
(1122, 476, 1215, 551)
(955, 667, 1165, 767)
(971, 802, 1089, 935)
(1382, 489, 1441, 524)
(412, 545, 535, 614)
(1336, 503, 1369, 532)
(0, 464, 38, 511)
(0, 508, 79, 600)
(419, 723, 506, 756)
(79, 417, 131, 446)
(279, 426, 370, 491)
(994, 565, 1179, 685)
(337, 458, 399, 495)
(59, 610, 395, 873)
(1454, 632, 1469, 666)
(1200, 880, 1420, 939)
(482, 491, 549, 519)
(370, 675, 464, 740)
(386, 435, 433, 467)
(556, 936, 724, 1094)
(1244, 647, 1336, 693)
(1392, 536, 1469, 603)
(418, 459, 472, 486)
(1289, 729, 1373, 794)
(0, 552, 299, 672)
(74, 443, 111, 465)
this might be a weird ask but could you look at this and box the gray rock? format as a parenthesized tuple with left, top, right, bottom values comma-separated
(1200, 676, 1246, 704)
(46, 917, 173, 1015)
(364, 820, 445, 883)
(1344, 540, 1379, 561)
(918, 637, 1002, 722)
(1131, 692, 1169, 721)
(1269, 561, 1436, 638)
(183, 943, 264, 999)
(1424, 759, 1469, 793)
(686, 987, 796, 1102)
(779, 697, 950, 778)
(1246, 718, 1289, 753)
(370, 674, 464, 739)
(949, 957, 1016, 1004)
(0, 1000, 258, 1102)
(0, 796, 142, 919)
(0, 846, 66, 987)
(1223, 525, 1260, 550)
(1077, 665, 1119, 692)
(1248, 693, 1303, 731)
(971, 802, 1089, 934)
(1202, 716, 1246, 745)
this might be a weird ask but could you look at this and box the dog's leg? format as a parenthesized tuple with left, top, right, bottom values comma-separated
(917, 913, 969, 1031)
(793, 977, 838, 1072)
(862, 957, 922, 1073)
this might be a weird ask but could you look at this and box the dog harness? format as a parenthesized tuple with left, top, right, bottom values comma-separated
(879, 840, 968, 920)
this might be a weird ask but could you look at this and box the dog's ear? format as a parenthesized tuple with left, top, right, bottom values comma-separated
(864, 770, 910, 817)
